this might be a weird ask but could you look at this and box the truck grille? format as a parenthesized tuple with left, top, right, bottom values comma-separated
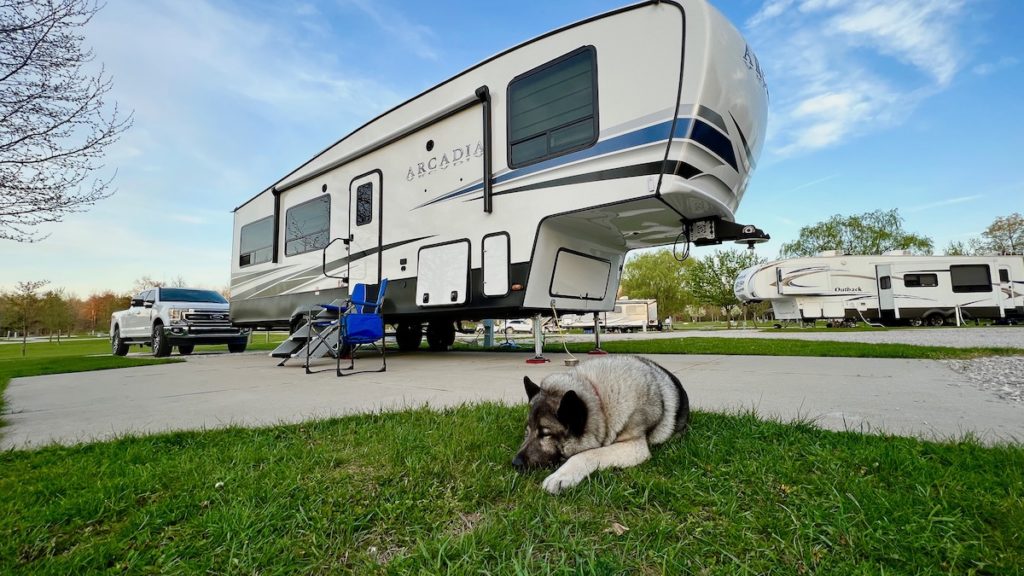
(185, 310, 233, 326)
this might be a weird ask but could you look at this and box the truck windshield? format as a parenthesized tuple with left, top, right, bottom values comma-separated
(159, 288, 228, 304)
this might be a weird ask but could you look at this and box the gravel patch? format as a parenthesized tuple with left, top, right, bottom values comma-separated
(942, 357, 1024, 404)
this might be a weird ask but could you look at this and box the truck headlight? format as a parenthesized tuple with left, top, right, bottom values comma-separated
(169, 308, 186, 324)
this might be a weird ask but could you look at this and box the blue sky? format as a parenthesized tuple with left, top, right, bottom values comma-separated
(2, 0, 1021, 296)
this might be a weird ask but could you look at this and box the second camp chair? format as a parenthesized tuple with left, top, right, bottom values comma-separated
(336, 278, 389, 376)
(300, 284, 367, 374)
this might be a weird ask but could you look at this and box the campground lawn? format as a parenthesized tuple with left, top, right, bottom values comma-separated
(2, 333, 1022, 573)
(465, 336, 1023, 360)
(2, 405, 1022, 574)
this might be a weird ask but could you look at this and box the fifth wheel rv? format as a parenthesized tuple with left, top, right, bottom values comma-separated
(734, 251, 1024, 326)
(230, 0, 771, 352)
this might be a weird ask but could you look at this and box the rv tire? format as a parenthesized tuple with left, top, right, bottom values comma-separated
(908, 318, 923, 327)
(926, 314, 946, 327)
(427, 321, 455, 352)
(396, 322, 423, 352)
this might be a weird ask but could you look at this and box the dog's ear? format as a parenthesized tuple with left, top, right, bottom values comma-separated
(523, 376, 541, 401)
(556, 390, 588, 437)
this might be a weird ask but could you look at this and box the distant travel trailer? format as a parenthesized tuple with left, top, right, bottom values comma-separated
(570, 299, 661, 332)
(735, 251, 1024, 326)
(230, 0, 770, 352)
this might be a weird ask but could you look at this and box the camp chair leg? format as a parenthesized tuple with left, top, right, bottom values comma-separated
(337, 343, 386, 376)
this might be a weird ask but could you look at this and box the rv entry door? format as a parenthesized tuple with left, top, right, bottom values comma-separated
(348, 171, 383, 284)
(999, 266, 1014, 317)
(876, 264, 896, 322)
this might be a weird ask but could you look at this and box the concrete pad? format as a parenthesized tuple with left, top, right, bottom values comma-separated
(2, 351, 1022, 449)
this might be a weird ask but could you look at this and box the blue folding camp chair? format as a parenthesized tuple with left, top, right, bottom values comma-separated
(299, 283, 367, 374)
(336, 278, 388, 376)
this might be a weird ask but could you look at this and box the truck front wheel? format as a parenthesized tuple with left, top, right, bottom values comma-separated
(152, 324, 172, 357)
(111, 326, 129, 356)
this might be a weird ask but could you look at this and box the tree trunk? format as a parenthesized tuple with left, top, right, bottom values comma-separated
(21, 322, 28, 356)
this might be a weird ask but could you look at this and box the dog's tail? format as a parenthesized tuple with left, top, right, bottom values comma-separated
(662, 367, 691, 435)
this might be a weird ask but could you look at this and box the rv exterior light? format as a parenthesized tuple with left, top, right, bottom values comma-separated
(511, 284, 524, 291)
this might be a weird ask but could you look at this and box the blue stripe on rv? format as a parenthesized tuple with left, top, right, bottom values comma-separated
(414, 116, 737, 209)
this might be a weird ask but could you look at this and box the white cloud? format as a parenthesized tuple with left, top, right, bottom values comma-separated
(747, 0, 973, 158)
(973, 56, 1019, 76)
(343, 0, 440, 61)
(905, 194, 985, 213)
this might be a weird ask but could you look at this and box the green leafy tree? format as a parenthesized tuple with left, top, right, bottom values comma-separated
(40, 289, 74, 342)
(780, 209, 933, 257)
(980, 213, 1023, 255)
(685, 249, 764, 327)
(944, 213, 1023, 256)
(1, 280, 48, 355)
(619, 249, 694, 321)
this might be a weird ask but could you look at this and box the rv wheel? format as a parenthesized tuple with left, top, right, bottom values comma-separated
(426, 321, 456, 352)
(396, 322, 423, 352)
(909, 318, 923, 327)
(926, 314, 946, 327)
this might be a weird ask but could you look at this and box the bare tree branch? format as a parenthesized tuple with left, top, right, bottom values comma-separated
(0, 0, 132, 242)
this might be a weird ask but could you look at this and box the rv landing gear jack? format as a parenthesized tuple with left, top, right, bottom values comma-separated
(525, 313, 550, 364)
(588, 312, 608, 355)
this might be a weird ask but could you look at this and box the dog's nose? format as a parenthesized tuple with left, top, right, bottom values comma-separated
(511, 454, 525, 471)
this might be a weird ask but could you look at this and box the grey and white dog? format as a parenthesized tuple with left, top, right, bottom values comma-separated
(512, 355, 690, 494)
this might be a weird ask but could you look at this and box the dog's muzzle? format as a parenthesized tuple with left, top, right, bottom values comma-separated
(511, 454, 527, 472)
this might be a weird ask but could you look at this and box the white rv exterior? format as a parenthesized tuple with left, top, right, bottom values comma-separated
(230, 1, 770, 349)
(570, 298, 661, 332)
(735, 252, 1024, 325)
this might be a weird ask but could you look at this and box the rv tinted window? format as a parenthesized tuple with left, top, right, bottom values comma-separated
(285, 196, 331, 256)
(904, 273, 938, 288)
(508, 47, 598, 167)
(950, 265, 992, 293)
(356, 183, 373, 226)
(239, 216, 273, 267)
(879, 276, 891, 290)
(999, 269, 1010, 283)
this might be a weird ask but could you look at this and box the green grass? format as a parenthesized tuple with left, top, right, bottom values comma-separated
(461, 336, 1023, 360)
(1, 406, 1021, 574)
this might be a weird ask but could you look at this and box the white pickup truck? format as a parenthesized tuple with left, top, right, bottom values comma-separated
(110, 287, 250, 357)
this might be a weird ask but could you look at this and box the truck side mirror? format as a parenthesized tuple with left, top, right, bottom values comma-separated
(143, 301, 154, 309)
(130, 298, 143, 307)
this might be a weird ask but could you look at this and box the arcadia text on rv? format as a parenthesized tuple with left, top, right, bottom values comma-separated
(230, 0, 771, 352)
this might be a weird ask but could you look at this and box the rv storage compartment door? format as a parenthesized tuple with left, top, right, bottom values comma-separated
(482, 234, 509, 297)
(550, 249, 610, 301)
(417, 241, 470, 307)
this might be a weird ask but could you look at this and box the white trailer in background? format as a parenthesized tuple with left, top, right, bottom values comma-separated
(734, 251, 1024, 326)
(568, 298, 661, 332)
(230, 0, 771, 352)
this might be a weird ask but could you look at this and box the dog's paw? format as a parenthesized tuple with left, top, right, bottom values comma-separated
(542, 468, 585, 494)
